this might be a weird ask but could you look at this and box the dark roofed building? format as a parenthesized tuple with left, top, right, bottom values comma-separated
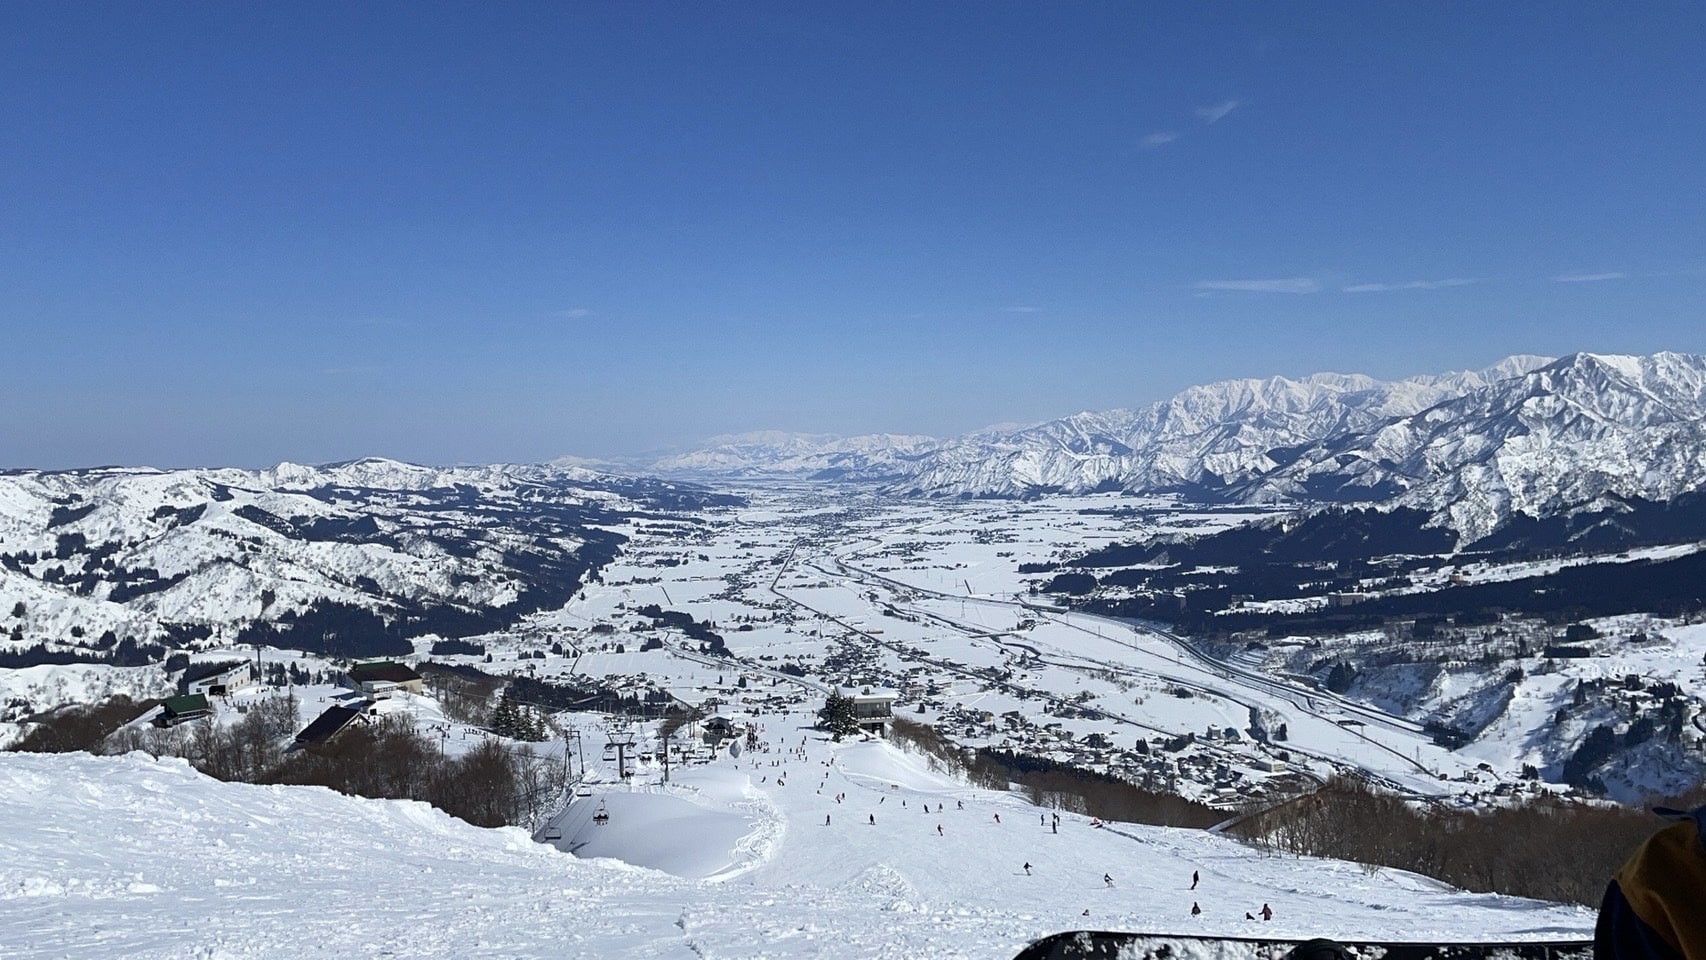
(294, 705, 366, 746)
(347, 661, 424, 698)
(158, 693, 211, 727)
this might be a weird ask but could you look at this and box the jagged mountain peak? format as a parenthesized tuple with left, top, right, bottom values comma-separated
(1247, 351, 1706, 539)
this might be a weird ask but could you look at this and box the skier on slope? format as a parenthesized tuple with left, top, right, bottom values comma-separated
(1191, 902, 1202, 916)
(1023, 862, 1032, 875)
(1103, 873, 1113, 887)
(1191, 869, 1199, 890)
(1262, 903, 1273, 921)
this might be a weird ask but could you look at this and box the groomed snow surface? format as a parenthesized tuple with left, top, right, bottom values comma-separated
(3, 720, 1593, 959)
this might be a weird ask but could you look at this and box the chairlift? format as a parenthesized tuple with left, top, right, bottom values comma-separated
(544, 826, 563, 841)
(602, 747, 617, 762)
(592, 800, 610, 826)
(575, 786, 593, 798)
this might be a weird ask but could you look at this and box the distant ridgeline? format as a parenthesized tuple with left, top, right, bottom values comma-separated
(0, 461, 741, 668)
(1040, 494, 1706, 637)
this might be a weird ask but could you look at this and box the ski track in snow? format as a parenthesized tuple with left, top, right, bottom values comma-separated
(3, 733, 1593, 958)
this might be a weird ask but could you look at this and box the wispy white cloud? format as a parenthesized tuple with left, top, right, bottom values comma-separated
(1141, 131, 1180, 149)
(1550, 272, 1627, 283)
(1342, 277, 1478, 293)
(1196, 98, 1244, 123)
(1196, 278, 1321, 294)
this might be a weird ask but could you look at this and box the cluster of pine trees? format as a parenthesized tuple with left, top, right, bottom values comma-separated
(488, 692, 550, 742)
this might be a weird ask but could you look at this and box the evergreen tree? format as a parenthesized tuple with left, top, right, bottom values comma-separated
(818, 692, 859, 742)
(490, 694, 521, 739)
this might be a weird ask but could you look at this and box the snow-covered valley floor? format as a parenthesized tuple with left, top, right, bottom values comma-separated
(3, 719, 1594, 959)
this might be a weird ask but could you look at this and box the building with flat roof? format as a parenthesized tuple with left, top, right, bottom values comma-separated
(346, 661, 423, 698)
(835, 686, 898, 733)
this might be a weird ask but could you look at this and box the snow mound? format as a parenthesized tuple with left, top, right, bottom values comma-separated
(0, 739, 1597, 959)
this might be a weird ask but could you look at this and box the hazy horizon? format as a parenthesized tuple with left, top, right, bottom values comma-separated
(5, 4, 1702, 469)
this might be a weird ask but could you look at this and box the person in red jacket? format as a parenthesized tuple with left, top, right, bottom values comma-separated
(1596, 805, 1706, 959)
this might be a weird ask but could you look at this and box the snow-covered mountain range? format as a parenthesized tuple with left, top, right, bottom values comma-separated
(0, 459, 730, 662)
(1236, 352, 1706, 540)
(638, 352, 1706, 539)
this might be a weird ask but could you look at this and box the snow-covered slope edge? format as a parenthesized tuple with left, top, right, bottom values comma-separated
(0, 744, 1593, 959)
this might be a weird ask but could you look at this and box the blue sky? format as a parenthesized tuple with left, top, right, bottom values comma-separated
(4, 3, 1703, 468)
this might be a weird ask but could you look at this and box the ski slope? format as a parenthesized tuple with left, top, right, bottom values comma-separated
(1, 722, 1594, 958)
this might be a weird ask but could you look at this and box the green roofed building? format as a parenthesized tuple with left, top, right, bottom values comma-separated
(158, 693, 211, 727)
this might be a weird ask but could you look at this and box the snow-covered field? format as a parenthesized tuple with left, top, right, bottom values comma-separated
(482, 491, 1509, 803)
(1, 723, 1594, 959)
